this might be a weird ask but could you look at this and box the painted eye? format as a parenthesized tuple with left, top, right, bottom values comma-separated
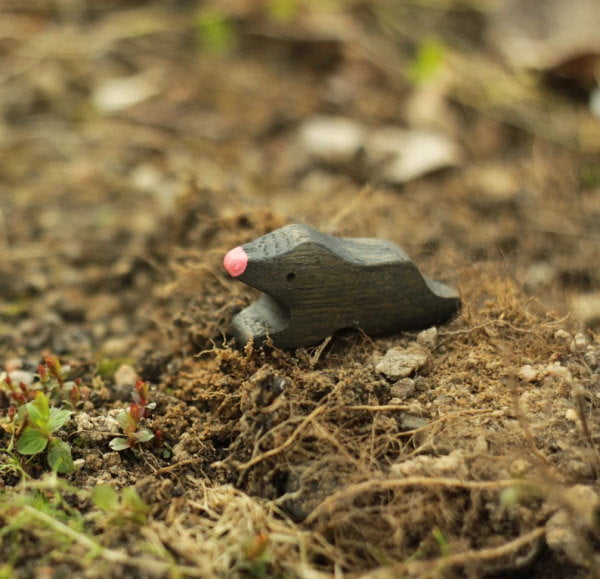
(286, 272, 295, 282)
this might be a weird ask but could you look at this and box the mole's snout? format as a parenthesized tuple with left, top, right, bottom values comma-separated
(223, 246, 248, 277)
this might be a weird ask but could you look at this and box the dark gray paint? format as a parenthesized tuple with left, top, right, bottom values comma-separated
(227, 224, 460, 349)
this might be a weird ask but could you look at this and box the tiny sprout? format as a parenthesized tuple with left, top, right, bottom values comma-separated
(109, 387, 155, 452)
(37, 363, 48, 382)
(132, 380, 156, 417)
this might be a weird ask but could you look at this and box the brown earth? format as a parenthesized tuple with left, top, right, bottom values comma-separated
(1, 1, 600, 577)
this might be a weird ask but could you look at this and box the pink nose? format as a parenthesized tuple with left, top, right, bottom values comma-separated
(223, 246, 248, 277)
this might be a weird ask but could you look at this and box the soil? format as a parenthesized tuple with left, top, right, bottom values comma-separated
(1, 1, 600, 577)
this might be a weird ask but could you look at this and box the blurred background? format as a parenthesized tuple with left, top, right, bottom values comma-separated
(1, 0, 599, 360)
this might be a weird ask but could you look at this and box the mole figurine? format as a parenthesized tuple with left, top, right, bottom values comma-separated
(223, 224, 460, 349)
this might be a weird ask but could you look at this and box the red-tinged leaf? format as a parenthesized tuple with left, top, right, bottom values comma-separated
(117, 410, 136, 433)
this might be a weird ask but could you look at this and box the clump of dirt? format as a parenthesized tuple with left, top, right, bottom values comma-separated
(144, 192, 600, 576)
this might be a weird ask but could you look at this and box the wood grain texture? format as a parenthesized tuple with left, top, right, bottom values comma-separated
(226, 224, 460, 349)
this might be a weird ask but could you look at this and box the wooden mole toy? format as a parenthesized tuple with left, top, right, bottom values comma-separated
(223, 224, 460, 349)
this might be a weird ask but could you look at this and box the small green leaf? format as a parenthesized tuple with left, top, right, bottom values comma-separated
(407, 38, 445, 86)
(91, 485, 119, 511)
(432, 526, 450, 557)
(109, 437, 131, 451)
(17, 428, 48, 455)
(267, 0, 299, 22)
(26, 392, 50, 427)
(195, 8, 236, 55)
(17, 405, 28, 423)
(47, 408, 72, 433)
(47, 439, 74, 473)
(134, 428, 154, 443)
(117, 410, 136, 432)
(122, 487, 149, 523)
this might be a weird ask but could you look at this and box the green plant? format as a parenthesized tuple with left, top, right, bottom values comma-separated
(16, 392, 74, 474)
(580, 163, 600, 188)
(195, 7, 236, 54)
(96, 357, 134, 380)
(0, 475, 193, 575)
(109, 403, 154, 451)
(91, 485, 149, 526)
(1, 356, 89, 410)
(0, 448, 28, 480)
(240, 532, 271, 578)
(432, 526, 450, 557)
(132, 379, 156, 416)
(266, 0, 301, 21)
(1, 358, 85, 475)
(407, 37, 446, 86)
(109, 380, 155, 452)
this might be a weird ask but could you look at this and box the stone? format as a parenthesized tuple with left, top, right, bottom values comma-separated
(546, 485, 600, 566)
(399, 413, 429, 431)
(565, 408, 578, 422)
(375, 346, 429, 380)
(93, 73, 159, 114)
(390, 450, 467, 478)
(417, 326, 437, 347)
(569, 292, 600, 326)
(554, 329, 571, 341)
(569, 333, 588, 352)
(390, 378, 416, 399)
(114, 364, 138, 389)
(298, 116, 364, 163)
(74, 411, 119, 442)
(6, 370, 34, 386)
(546, 362, 573, 383)
(518, 364, 538, 383)
(366, 127, 461, 184)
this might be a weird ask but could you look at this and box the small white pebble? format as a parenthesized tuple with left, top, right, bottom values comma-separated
(554, 329, 571, 341)
(375, 346, 428, 379)
(510, 459, 532, 476)
(518, 364, 538, 383)
(114, 363, 138, 388)
(565, 408, 578, 422)
(569, 333, 588, 353)
(546, 362, 572, 383)
(417, 326, 437, 347)
(8, 370, 35, 386)
(5, 358, 23, 372)
(473, 435, 489, 454)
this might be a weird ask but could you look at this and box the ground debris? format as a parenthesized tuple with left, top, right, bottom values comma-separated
(375, 345, 429, 379)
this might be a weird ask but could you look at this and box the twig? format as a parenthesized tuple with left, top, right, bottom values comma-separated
(235, 403, 330, 473)
(325, 184, 374, 234)
(306, 476, 534, 524)
(309, 336, 332, 368)
(398, 408, 500, 438)
(345, 404, 410, 411)
(400, 527, 546, 574)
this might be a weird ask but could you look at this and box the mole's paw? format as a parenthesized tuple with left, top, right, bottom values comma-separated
(228, 295, 290, 347)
